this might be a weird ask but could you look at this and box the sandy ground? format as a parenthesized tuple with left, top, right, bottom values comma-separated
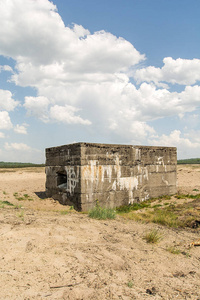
(0, 166, 200, 299)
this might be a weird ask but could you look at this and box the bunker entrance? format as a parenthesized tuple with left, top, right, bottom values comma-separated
(57, 171, 67, 190)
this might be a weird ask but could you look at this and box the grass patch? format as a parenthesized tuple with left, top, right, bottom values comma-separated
(127, 281, 133, 288)
(17, 210, 24, 220)
(175, 193, 200, 199)
(120, 198, 200, 229)
(60, 211, 68, 215)
(116, 196, 172, 214)
(122, 206, 182, 227)
(0, 200, 14, 208)
(13, 192, 33, 201)
(14, 204, 22, 209)
(88, 203, 116, 220)
(116, 200, 152, 213)
(152, 208, 179, 227)
(17, 197, 24, 201)
(166, 246, 181, 255)
(2, 200, 14, 206)
(143, 229, 162, 244)
(152, 204, 162, 208)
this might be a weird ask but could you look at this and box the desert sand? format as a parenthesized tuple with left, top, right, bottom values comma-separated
(0, 165, 200, 299)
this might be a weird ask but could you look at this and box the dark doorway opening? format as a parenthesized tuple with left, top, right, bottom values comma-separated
(57, 172, 67, 189)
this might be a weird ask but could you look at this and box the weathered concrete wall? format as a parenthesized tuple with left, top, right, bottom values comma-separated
(46, 143, 177, 211)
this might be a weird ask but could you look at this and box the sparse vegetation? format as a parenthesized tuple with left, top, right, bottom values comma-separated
(88, 202, 116, 220)
(13, 192, 33, 201)
(116, 196, 172, 214)
(116, 194, 200, 229)
(143, 229, 162, 244)
(0, 200, 14, 208)
(60, 211, 68, 215)
(175, 193, 200, 199)
(116, 200, 152, 213)
(166, 246, 181, 255)
(18, 210, 24, 220)
(127, 281, 133, 288)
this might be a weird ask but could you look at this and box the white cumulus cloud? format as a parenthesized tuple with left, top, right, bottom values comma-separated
(50, 105, 91, 125)
(135, 57, 200, 86)
(0, 111, 13, 130)
(0, 0, 200, 159)
(0, 65, 13, 72)
(0, 0, 146, 131)
(149, 130, 200, 155)
(14, 124, 28, 135)
(0, 89, 19, 111)
(24, 96, 49, 122)
(4, 142, 31, 151)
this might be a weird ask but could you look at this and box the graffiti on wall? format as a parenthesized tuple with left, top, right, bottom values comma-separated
(57, 166, 79, 195)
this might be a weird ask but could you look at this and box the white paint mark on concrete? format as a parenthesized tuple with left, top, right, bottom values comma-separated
(135, 148, 141, 160)
(104, 166, 113, 183)
(112, 180, 116, 190)
(157, 156, 164, 165)
(64, 166, 79, 195)
(162, 176, 169, 185)
(119, 177, 138, 192)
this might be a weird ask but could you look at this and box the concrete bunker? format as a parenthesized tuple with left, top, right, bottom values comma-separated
(45, 142, 177, 211)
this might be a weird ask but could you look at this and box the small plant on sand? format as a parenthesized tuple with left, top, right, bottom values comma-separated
(166, 246, 181, 255)
(127, 280, 133, 288)
(88, 201, 116, 220)
(60, 210, 68, 215)
(13, 192, 33, 201)
(14, 204, 22, 209)
(18, 210, 24, 221)
(0, 200, 14, 208)
(143, 229, 162, 244)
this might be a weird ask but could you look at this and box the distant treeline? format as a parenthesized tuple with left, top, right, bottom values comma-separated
(0, 161, 45, 168)
(177, 158, 200, 164)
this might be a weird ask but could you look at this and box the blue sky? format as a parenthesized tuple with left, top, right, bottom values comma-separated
(0, 0, 200, 163)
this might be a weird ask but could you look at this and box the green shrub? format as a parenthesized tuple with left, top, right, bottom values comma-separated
(88, 202, 116, 220)
(152, 209, 179, 227)
(116, 201, 151, 213)
(143, 229, 162, 244)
